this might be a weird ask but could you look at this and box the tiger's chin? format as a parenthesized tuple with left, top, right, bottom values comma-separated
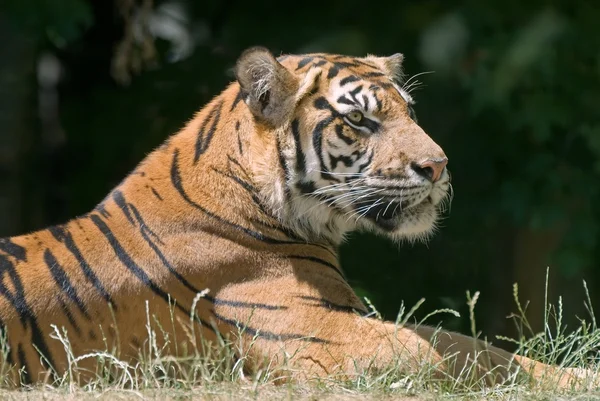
(363, 198, 441, 244)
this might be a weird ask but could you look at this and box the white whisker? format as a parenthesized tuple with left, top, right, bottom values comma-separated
(309, 170, 365, 177)
(355, 197, 385, 223)
(401, 71, 435, 91)
(380, 198, 398, 219)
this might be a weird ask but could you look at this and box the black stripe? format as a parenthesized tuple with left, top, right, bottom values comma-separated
(337, 96, 356, 106)
(0, 238, 26, 262)
(0, 255, 33, 327)
(114, 195, 162, 244)
(283, 255, 345, 279)
(230, 89, 244, 112)
(90, 215, 171, 298)
(227, 155, 252, 179)
(353, 59, 378, 69)
(348, 85, 363, 102)
(335, 124, 355, 145)
(212, 167, 256, 193)
(362, 94, 370, 110)
(329, 153, 354, 169)
(43, 249, 91, 320)
(30, 319, 57, 378)
(90, 214, 215, 333)
(333, 61, 360, 69)
(174, 150, 337, 257)
(308, 79, 320, 97)
(0, 255, 56, 374)
(212, 165, 302, 242)
(374, 92, 383, 112)
(276, 135, 292, 202)
(112, 190, 135, 226)
(327, 66, 340, 79)
(57, 297, 82, 337)
(151, 187, 163, 201)
(356, 118, 380, 133)
(205, 296, 286, 311)
(363, 71, 386, 78)
(225, 156, 297, 241)
(295, 56, 314, 70)
(127, 203, 201, 294)
(237, 133, 243, 155)
(194, 101, 223, 164)
(298, 295, 367, 314)
(211, 167, 276, 221)
(17, 344, 31, 385)
(312, 116, 339, 182)
(212, 311, 329, 343)
(172, 149, 305, 246)
(48, 225, 114, 306)
(296, 181, 316, 194)
(357, 150, 374, 173)
(95, 203, 111, 218)
(314, 96, 332, 111)
(339, 75, 360, 86)
(291, 119, 306, 175)
(312, 98, 345, 181)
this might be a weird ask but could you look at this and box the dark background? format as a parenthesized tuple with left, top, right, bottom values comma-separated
(1, 0, 599, 348)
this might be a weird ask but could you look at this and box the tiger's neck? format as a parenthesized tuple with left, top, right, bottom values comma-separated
(96, 84, 338, 255)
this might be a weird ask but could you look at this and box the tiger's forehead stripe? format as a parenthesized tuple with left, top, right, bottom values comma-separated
(281, 54, 383, 79)
(279, 53, 415, 116)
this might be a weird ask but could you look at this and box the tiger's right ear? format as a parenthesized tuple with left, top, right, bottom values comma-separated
(235, 47, 299, 126)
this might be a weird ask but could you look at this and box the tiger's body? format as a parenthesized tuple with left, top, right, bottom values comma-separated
(0, 47, 593, 387)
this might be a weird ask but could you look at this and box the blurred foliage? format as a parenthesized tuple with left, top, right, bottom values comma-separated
(4, 0, 93, 47)
(1, 0, 599, 343)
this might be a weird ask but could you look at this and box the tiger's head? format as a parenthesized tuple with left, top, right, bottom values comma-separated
(235, 47, 451, 244)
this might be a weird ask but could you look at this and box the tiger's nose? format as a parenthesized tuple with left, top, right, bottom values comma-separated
(411, 158, 448, 183)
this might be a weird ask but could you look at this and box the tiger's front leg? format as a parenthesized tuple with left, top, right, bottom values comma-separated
(210, 273, 596, 389)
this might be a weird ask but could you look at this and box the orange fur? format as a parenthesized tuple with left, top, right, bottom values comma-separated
(0, 47, 593, 388)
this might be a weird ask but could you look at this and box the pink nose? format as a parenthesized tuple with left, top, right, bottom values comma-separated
(412, 158, 448, 183)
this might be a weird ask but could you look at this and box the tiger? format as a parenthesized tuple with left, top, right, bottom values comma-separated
(0, 46, 595, 388)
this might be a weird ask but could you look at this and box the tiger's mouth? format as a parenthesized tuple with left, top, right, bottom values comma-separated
(361, 200, 405, 231)
(355, 195, 435, 232)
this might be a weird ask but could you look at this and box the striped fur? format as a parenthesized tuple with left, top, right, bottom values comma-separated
(0, 47, 593, 387)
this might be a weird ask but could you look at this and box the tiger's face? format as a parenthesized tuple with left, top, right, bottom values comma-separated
(236, 48, 451, 244)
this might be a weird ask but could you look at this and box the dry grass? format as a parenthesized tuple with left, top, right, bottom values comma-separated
(1, 272, 600, 400)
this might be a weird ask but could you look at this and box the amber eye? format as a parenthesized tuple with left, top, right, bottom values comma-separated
(346, 111, 364, 124)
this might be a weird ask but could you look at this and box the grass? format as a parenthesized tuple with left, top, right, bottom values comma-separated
(3, 272, 600, 400)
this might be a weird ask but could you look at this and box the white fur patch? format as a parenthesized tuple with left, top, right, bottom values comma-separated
(394, 83, 414, 105)
(246, 58, 275, 99)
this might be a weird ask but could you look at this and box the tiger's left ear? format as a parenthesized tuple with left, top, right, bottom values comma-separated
(235, 47, 299, 126)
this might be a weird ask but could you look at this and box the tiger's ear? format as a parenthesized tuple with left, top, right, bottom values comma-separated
(235, 47, 299, 126)
(367, 53, 405, 82)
